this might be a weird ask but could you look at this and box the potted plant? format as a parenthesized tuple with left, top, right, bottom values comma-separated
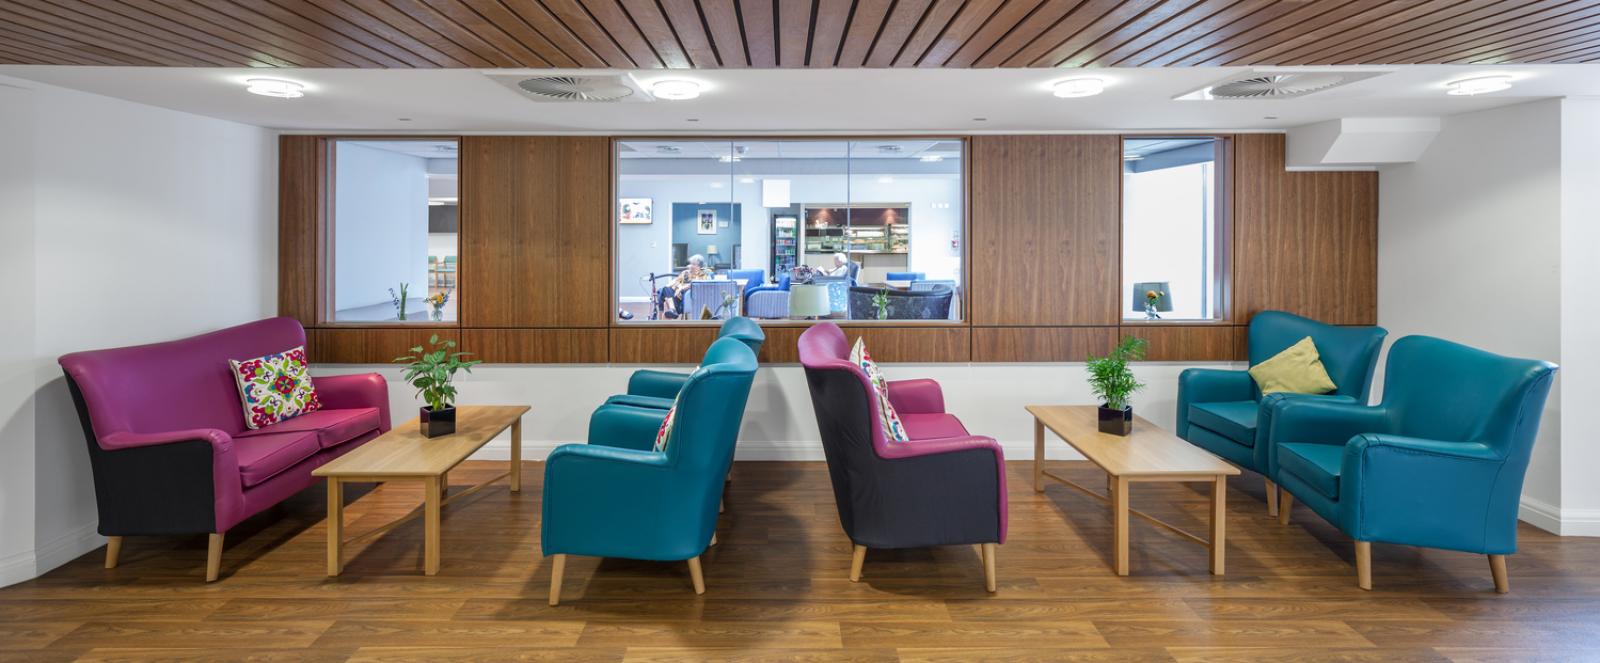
(1086, 336, 1147, 436)
(394, 334, 481, 438)
(872, 288, 891, 320)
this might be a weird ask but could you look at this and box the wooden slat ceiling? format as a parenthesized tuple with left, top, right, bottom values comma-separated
(0, 0, 1597, 68)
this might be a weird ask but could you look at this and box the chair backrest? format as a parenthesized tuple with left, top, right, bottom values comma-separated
(664, 337, 758, 477)
(725, 269, 765, 298)
(885, 271, 925, 282)
(683, 280, 745, 319)
(1380, 336, 1558, 456)
(59, 317, 309, 440)
(1247, 310, 1387, 402)
(847, 285, 953, 320)
(716, 316, 766, 356)
(798, 323, 885, 539)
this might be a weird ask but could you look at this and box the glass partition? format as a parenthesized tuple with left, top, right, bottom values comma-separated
(1121, 136, 1225, 321)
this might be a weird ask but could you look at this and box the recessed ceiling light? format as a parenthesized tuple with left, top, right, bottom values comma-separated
(686, 118, 700, 122)
(738, 177, 756, 184)
(709, 181, 724, 188)
(244, 78, 305, 98)
(1052, 77, 1105, 98)
(652, 79, 702, 100)
(919, 155, 944, 163)
(973, 117, 988, 122)
(1447, 75, 1513, 96)
(397, 117, 413, 122)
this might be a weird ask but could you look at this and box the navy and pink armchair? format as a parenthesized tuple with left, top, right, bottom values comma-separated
(798, 322, 1007, 591)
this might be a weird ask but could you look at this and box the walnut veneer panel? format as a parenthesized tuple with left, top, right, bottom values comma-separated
(309, 328, 462, 365)
(1233, 134, 1378, 326)
(613, 325, 970, 364)
(971, 327, 1118, 362)
(459, 136, 610, 329)
(277, 135, 321, 327)
(970, 135, 1120, 327)
(464, 329, 608, 363)
(1121, 324, 1244, 362)
(609, 327, 722, 364)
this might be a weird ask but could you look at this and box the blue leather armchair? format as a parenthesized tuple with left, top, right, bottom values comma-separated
(1177, 310, 1386, 513)
(1270, 336, 1557, 592)
(885, 271, 925, 282)
(542, 337, 759, 604)
(724, 268, 765, 307)
(605, 317, 764, 411)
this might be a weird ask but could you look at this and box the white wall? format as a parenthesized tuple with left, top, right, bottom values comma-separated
(1558, 98, 1600, 534)
(333, 142, 429, 312)
(0, 75, 277, 587)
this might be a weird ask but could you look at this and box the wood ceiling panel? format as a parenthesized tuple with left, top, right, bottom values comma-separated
(1, 0, 1595, 67)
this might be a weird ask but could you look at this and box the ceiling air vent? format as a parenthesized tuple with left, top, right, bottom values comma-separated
(486, 73, 653, 103)
(1176, 70, 1385, 101)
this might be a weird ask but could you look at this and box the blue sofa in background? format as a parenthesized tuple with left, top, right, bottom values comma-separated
(605, 317, 763, 411)
(1270, 335, 1556, 592)
(1176, 310, 1387, 514)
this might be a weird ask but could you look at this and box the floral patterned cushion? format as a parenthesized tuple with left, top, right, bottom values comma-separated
(850, 337, 909, 442)
(653, 393, 680, 453)
(229, 346, 321, 430)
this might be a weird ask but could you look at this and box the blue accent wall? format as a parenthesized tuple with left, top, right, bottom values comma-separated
(672, 202, 741, 266)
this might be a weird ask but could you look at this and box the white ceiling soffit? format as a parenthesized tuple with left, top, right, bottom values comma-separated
(1285, 117, 1442, 169)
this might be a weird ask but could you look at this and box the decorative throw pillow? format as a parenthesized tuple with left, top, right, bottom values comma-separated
(849, 337, 910, 442)
(230, 346, 321, 430)
(653, 394, 680, 453)
(1248, 336, 1338, 395)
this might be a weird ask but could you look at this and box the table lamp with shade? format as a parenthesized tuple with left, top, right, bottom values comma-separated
(705, 244, 720, 270)
(1132, 282, 1172, 320)
(789, 283, 832, 320)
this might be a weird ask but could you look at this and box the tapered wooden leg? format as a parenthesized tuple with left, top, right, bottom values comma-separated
(849, 545, 867, 582)
(510, 418, 522, 493)
(1264, 478, 1279, 516)
(1490, 554, 1509, 594)
(1113, 476, 1130, 576)
(326, 478, 343, 576)
(687, 556, 705, 595)
(710, 532, 718, 547)
(1033, 418, 1045, 492)
(1210, 476, 1227, 575)
(424, 476, 442, 575)
(1278, 487, 1295, 526)
(205, 533, 224, 582)
(440, 471, 449, 496)
(104, 536, 122, 569)
(548, 554, 566, 606)
(1355, 540, 1372, 590)
(982, 543, 997, 592)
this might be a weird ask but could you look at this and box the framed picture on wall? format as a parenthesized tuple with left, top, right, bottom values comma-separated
(697, 209, 717, 235)
(618, 198, 652, 225)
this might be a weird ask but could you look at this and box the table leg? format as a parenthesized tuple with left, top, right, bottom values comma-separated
(1210, 476, 1226, 575)
(326, 478, 343, 577)
(1032, 418, 1044, 492)
(424, 476, 441, 576)
(1113, 476, 1129, 576)
(510, 418, 523, 493)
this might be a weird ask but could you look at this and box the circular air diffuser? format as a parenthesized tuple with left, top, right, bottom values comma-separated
(1207, 73, 1347, 99)
(516, 76, 635, 102)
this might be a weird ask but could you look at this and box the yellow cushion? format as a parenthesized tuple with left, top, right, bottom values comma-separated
(1248, 336, 1337, 395)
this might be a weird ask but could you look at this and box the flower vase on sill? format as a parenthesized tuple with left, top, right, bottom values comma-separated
(426, 289, 452, 322)
(1144, 290, 1162, 321)
(389, 283, 410, 321)
(394, 334, 481, 438)
(1085, 336, 1147, 436)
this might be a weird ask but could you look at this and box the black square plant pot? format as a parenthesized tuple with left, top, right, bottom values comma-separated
(420, 406, 456, 438)
(1098, 405, 1133, 436)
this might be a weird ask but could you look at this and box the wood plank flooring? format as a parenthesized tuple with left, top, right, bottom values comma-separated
(2, 460, 1597, 661)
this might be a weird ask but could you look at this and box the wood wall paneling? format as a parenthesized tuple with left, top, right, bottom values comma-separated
(309, 328, 463, 365)
(463, 329, 609, 363)
(970, 135, 1121, 327)
(609, 327, 722, 364)
(1232, 134, 1378, 326)
(277, 135, 321, 327)
(971, 327, 1118, 362)
(1121, 324, 1245, 362)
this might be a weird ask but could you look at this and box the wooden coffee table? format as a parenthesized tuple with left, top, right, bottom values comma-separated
(314, 405, 529, 576)
(1027, 405, 1240, 576)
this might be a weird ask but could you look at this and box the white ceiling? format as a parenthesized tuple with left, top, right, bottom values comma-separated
(2, 65, 1599, 133)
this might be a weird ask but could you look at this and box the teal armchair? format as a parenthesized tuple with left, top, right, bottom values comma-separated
(542, 337, 758, 604)
(607, 316, 764, 410)
(1177, 310, 1386, 513)
(1270, 335, 1557, 592)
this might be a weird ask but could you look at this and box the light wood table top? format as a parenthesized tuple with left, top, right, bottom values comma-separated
(1026, 404, 1240, 478)
(315, 405, 530, 479)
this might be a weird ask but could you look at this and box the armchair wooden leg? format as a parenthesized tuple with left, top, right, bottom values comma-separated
(1277, 487, 1295, 526)
(205, 533, 224, 582)
(548, 554, 566, 606)
(982, 543, 997, 593)
(1490, 554, 1510, 594)
(1355, 540, 1372, 591)
(104, 536, 122, 569)
(849, 545, 867, 582)
(1264, 478, 1279, 516)
(687, 556, 706, 595)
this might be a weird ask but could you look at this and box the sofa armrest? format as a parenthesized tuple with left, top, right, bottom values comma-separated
(587, 403, 668, 452)
(871, 434, 1008, 545)
(1176, 368, 1252, 437)
(1271, 400, 1392, 447)
(542, 443, 710, 558)
(627, 370, 690, 400)
(94, 429, 244, 535)
(745, 290, 789, 319)
(1342, 434, 1509, 552)
(314, 373, 391, 433)
(101, 428, 232, 452)
(886, 379, 944, 415)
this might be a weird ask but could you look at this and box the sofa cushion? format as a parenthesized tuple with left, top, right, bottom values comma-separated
(1279, 443, 1344, 500)
(1249, 336, 1338, 396)
(234, 431, 320, 488)
(1188, 401, 1258, 446)
(900, 413, 970, 441)
(229, 346, 321, 429)
(237, 408, 381, 449)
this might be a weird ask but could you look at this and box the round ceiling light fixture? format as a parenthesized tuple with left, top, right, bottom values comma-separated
(1052, 77, 1104, 98)
(244, 78, 305, 98)
(651, 79, 702, 100)
(1446, 75, 1513, 96)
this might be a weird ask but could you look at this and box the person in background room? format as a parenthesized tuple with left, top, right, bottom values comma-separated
(658, 254, 713, 319)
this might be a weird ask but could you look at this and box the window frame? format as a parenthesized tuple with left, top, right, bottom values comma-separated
(1117, 134, 1233, 326)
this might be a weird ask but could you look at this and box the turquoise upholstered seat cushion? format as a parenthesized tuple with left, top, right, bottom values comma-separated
(605, 393, 674, 410)
(1278, 443, 1343, 500)
(1188, 401, 1258, 446)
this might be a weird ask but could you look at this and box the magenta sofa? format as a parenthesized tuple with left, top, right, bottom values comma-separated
(58, 317, 389, 580)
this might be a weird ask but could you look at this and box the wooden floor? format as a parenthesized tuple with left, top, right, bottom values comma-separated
(3, 460, 1599, 662)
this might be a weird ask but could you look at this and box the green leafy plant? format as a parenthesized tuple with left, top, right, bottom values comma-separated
(1086, 336, 1148, 411)
(394, 334, 481, 411)
(872, 289, 891, 320)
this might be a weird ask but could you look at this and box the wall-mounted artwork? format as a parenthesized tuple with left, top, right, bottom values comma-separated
(619, 197, 652, 225)
(697, 209, 717, 235)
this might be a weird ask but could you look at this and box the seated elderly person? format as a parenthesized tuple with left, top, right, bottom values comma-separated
(823, 252, 860, 284)
(657, 254, 713, 319)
